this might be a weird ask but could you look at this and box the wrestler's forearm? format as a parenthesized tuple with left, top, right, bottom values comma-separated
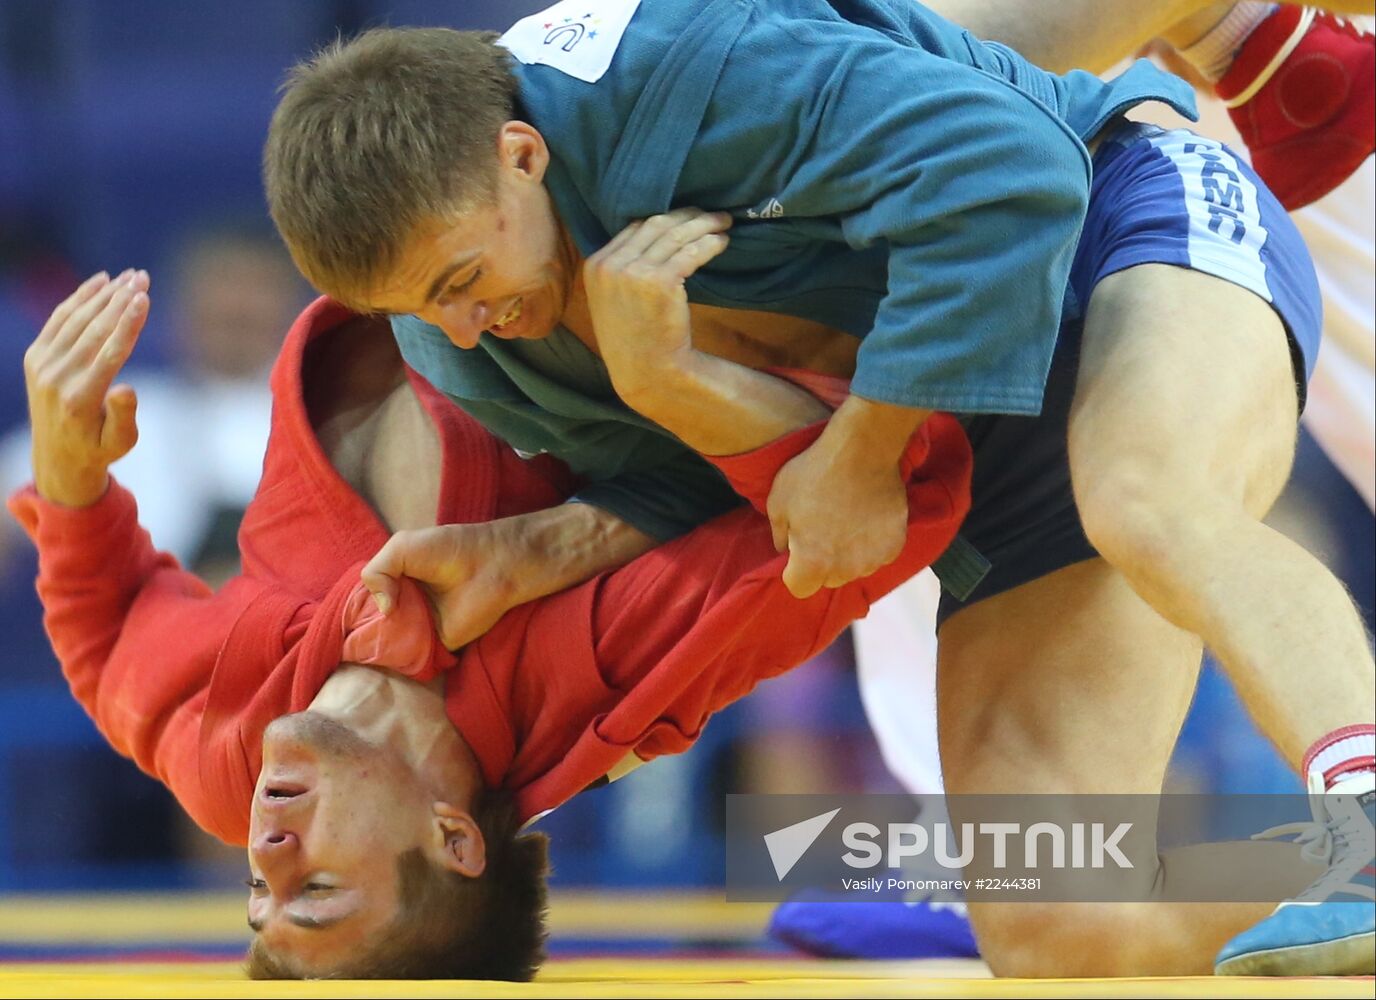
(815, 394, 933, 469)
(508, 502, 659, 602)
(618, 350, 830, 456)
(361, 499, 661, 649)
(34, 464, 110, 510)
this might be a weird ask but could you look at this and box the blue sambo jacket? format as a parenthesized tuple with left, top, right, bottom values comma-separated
(393, 0, 1196, 576)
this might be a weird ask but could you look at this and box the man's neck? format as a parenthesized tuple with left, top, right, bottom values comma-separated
(308, 667, 481, 795)
(550, 216, 602, 356)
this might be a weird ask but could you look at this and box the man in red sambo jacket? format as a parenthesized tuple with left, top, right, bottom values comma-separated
(10, 269, 970, 980)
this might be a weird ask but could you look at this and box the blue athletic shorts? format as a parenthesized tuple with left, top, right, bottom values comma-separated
(935, 120, 1323, 627)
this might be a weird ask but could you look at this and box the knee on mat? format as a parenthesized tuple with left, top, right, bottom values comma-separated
(974, 903, 1155, 978)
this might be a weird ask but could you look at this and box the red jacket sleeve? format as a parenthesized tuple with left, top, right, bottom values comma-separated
(507, 396, 971, 820)
(593, 409, 970, 741)
(7, 481, 250, 826)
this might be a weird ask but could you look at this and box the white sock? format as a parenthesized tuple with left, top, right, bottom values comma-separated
(1329, 770, 1376, 796)
(1179, 3, 1279, 81)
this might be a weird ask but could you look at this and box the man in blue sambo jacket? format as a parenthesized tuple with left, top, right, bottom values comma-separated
(264, 0, 1375, 979)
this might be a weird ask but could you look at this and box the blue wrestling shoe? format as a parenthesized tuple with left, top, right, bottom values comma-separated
(768, 889, 979, 959)
(1215, 773, 1375, 976)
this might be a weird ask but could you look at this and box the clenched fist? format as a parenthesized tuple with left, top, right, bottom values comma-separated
(583, 207, 732, 399)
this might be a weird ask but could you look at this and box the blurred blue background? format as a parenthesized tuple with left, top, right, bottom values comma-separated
(0, 0, 1370, 901)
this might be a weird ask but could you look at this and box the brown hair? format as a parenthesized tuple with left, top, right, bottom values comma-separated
(246, 791, 550, 981)
(264, 27, 517, 306)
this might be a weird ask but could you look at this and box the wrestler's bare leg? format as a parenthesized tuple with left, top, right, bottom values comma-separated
(1069, 266, 1374, 769)
(924, 1, 1373, 74)
(936, 559, 1319, 976)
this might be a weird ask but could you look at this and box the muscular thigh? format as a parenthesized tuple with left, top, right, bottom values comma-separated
(939, 122, 1323, 621)
(936, 557, 1308, 970)
(936, 558, 1203, 795)
(1071, 263, 1300, 516)
(937, 560, 1201, 955)
(1065, 123, 1323, 517)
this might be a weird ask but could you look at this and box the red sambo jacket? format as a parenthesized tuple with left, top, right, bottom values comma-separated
(9, 297, 972, 845)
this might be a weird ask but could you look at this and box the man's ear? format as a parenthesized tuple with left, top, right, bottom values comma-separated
(495, 120, 550, 184)
(431, 801, 487, 878)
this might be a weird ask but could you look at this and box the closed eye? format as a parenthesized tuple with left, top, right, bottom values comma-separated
(439, 269, 482, 304)
(244, 878, 333, 895)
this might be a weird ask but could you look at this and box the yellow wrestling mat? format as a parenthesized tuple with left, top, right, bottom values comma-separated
(2, 959, 1371, 999)
(0, 890, 1369, 998)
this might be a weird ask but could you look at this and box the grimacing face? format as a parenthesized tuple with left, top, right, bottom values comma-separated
(364, 121, 577, 350)
(245, 713, 477, 973)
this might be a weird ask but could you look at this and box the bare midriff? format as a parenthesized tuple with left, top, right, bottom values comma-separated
(685, 302, 859, 377)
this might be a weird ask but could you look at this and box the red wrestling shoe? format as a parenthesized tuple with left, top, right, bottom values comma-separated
(1216, 7, 1374, 210)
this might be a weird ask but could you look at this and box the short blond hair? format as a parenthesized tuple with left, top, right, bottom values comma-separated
(264, 27, 517, 305)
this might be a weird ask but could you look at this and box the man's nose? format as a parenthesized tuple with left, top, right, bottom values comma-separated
(251, 830, 300, 888)
(436, 299, 491, 349)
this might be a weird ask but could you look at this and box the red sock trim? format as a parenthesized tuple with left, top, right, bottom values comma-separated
(1325, 756, 1376, 787)
(1303, 724, 1376, 776)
